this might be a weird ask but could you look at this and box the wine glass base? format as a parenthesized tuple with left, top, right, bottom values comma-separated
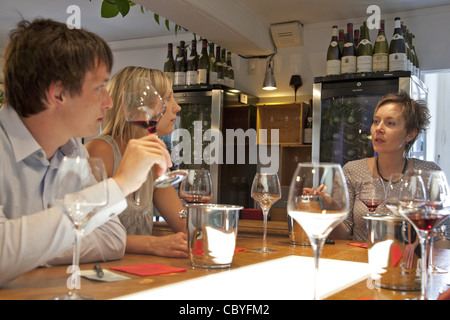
(430, 266, 448, 274)
(251, 248, 276, 253)
(154, 170, 188, 188)
(53, 293, 95, 300)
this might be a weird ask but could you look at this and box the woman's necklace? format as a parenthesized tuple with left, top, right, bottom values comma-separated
(376, 156, 408, 182)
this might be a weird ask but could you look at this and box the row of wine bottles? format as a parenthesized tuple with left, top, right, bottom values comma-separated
(163, 39, 234, 87)
(326, 17, 420, 76)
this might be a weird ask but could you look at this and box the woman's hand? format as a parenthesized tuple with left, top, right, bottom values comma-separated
(303, 184, 327, 196)
(113, 134, 172, 197)
(145, 232, 189, 258)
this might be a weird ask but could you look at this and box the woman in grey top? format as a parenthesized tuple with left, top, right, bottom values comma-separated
(86, 66, 188, 258)
(332, 91, 442, 241)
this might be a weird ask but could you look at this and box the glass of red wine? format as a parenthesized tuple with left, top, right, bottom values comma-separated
(359, 177, 386, 214)
(179, 169, 213, 204)
(398, 170, 450, 299)
(122, 77, 187, 188)
(422, 170, 450, 274)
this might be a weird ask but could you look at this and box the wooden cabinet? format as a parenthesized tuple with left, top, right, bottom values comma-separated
(256, 102, 312, 187)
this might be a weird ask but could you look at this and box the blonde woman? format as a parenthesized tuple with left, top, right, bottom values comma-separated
(86, 66, 188, 258)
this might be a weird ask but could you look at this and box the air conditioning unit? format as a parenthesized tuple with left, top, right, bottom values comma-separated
(270, 21, 304, 48)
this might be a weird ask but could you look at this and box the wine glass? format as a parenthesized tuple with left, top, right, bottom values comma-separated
(287, 163, 349, 300)
(52, 157, 108, 300)
(122, 77, 187, 188)
(422, 170, 450, 274)
(385, 173, 404, 216)
(397, 170, 450, 299)
(251, 172, 281, 253)
(359, 177, 386, 213)
(179, 169, 213, 203)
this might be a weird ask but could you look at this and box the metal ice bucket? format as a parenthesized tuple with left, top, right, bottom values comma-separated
(181, 204, 243, 269)
(364, 214, 421, 291)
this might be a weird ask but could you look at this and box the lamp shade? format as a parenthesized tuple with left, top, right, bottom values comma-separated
(262, 62, 277, 90)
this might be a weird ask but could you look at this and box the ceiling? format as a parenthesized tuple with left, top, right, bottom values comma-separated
(1, 0, 450, 51)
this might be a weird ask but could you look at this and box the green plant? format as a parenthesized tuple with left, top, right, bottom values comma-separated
(95, 0, 185, 34)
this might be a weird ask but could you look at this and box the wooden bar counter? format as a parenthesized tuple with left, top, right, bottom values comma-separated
(0, 220, 448, 300)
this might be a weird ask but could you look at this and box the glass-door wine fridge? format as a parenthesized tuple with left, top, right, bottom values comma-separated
(312, 71, 428, 166)
(170, 85, 259, 205)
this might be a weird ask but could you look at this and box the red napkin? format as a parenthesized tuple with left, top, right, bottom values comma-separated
(391, 245, 402, 267)
(234, 247, 246, 252)
(347, 242, 368, 249)
(110, 263, 187, 276)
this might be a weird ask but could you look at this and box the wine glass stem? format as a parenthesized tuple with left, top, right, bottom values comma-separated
(262, 208, 269, 250)
(69, 228, 82, 298)
(310, 237, 325, 300)
(419, 233, 429, 299)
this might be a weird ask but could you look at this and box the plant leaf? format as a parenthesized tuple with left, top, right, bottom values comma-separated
(154, 13, 160, 25)
(116, 0, 131, 17)
(101, 0, 120, 18)
(165, 19, 170, 31)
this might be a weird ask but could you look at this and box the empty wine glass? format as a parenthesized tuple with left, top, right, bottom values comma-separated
(52, 157, 108, 300)
(180, 169, 213, 204)
(122, 77, 187, 188)
(287, 163, 349, 300)
(359, 177, 386, 213)
(385, 173, 404, 216)
(251, 172, 281, 253)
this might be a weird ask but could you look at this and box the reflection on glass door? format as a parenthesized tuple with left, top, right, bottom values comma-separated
(320, 95, 381, 166)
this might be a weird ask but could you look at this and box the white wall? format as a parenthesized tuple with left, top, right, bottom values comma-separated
(109, 5, 450, 103)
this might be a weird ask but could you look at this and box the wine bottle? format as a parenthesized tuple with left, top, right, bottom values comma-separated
(341, 23, 357, 74)
(163, 43, 175, 85)
(357, 21, 373, 73)
(354, 28, 360, 48)
(186, 40, 198, 86)
(208, 42, 217, 85)
(403, 25, 413, 72)
(407, 32, 416, 76)
(389, 17, 407, 72)
(197, 39, 210, 85)
(221, 48, 229, 86)
(215, 45, 224, 85)
(338, 29, 345, 54)
(174, 41, 186, 86)
(226, 51, 235, 88)
(372, 19, 389, 72)
(326, 25, 341, 75)
(303, 104, 313, 144)
(411, 33, 420, 77)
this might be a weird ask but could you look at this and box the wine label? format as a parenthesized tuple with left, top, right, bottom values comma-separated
(389, 53, 407, 71)
(341, 56, 356, 73)
(373, 53, 388, 72)
(197, 69, 207, 84)
(303, 128, 312, 144)
(359, 39, 371, 46)
(330, 41, 338, 47)
(376, 35, 386, 42)
(186, 70, 197, 85)
(327, 59, 341, 75)
(209, 71, 218, 84)
(357, 55, 373, 73)
(228, 79, 235, 88)
(174, 71, 186, 86)
(392, 34, 404, 41)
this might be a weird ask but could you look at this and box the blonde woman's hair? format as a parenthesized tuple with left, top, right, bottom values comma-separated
(101, 66, 171, 142)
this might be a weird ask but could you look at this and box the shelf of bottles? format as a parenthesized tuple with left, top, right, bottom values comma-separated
(163, 39, 235, 89)
(256, 102, 312, 186)
(326, 17, 420, 78)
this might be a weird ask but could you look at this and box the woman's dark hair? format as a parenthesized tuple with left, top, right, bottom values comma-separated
(374, 90, 431, 155)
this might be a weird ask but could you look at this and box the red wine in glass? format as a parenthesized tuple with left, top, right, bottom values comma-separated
(129, 120, 158, 134)
(361, 199, 383, 212)
(403, 210, 448, 232)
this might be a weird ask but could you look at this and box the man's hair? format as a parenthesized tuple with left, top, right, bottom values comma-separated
(3, 19, 113, 117)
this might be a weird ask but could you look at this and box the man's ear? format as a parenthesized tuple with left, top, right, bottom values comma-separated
(46, 81, 64, 107)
